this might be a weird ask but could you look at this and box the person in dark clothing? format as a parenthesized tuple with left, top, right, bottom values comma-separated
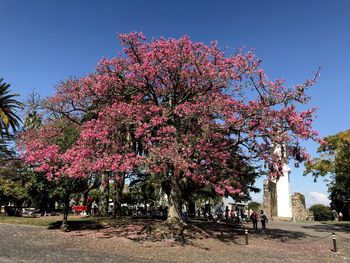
(260, 210, 267, 230)
(225, 206, 229, 224)
(250, 210, 258, 230)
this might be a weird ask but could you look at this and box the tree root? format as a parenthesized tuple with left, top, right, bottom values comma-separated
(157, 218, 187, 242)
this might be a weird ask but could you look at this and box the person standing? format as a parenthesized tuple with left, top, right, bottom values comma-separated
(260, 210, 267, 230)
(230, 209, 235, 223)
(332, 210, 338, 221)
(225, 206, 229, 224)
(338, 211, 343, 221)
(250, 210, 258, 230)
(215, 205, 223, 222)
(182, 204, 188, 221)
(92, 201, 98, 216)
(87, 196, 94, 216)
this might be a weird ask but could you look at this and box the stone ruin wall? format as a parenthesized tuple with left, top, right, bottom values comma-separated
(291, 192, 314, 221)
(262, 179, 277, 219)
(262, 180, 314, 221)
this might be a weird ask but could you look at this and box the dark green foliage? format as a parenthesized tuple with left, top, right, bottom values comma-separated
(248, 201, 261, 211)
(222, 151, 261, 201)
(0, 177, 27, 206)
(53, 123, 80, 152)
(128, 173, 162, 206)
(24, 110, 42, 130)
(24, 172, 52, 214)
(305, 129, 350, 213)
(309, 204, 332, 221)
(50, 176, 88, 206)
(0, 136, 27, 207)
(89, 189, 102, 204)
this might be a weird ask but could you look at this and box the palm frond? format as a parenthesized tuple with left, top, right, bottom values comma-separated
(0, 78, 22, 137)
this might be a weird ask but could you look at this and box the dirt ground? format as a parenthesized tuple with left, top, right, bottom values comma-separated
(64, 219, 350, 263)
(1, 219, 349, 263)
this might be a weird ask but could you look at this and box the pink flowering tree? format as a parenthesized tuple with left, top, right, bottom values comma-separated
(62, 107, 142, 217)
(18, 118, 89, 229)
(19, 32, 320, 225)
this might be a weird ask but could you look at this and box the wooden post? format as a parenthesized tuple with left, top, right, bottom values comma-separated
(245, 229, 249, 245)
(332, 232, 337, 252)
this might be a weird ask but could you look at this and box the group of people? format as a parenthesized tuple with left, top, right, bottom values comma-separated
(250, 210, 268, 230)
(332, 210, 344, 221)
(218, 206, 247, 225)
(226, 206, 247, 225)
(196, 205, 247, 224)
(213, 206, 269, 230)
(204, 205, 269, 230)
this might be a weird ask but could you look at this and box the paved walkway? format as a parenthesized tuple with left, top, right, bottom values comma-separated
(244, 221, 350, 262)
(255, 220, 350, 238)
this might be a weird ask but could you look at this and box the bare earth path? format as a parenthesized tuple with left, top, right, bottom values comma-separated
(0, 220, 349, 262)
(0, 223, 155, 263)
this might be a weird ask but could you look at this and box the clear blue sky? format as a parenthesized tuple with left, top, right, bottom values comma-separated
(1, 0, 349, 206)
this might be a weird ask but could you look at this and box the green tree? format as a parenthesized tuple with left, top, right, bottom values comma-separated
(25, 171, 54, 215)
(309, 204, 332, 221)
(128, 173, 162, 208)
(0, 177, 27, 207)
(304, 129, 350, 215)
(248, 201, 261, 211)
(0, 78, 22, 137)
(0, 137, 27, 211)
(50, 176, 88, 229)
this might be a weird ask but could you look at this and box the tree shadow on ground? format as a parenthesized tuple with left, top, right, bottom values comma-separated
(48, 218, 324, 247)
(302, 223, 350, 234)
(247, 227, 308, 241)
(47, 220, 105, 231)
(190, 221, 310, 243)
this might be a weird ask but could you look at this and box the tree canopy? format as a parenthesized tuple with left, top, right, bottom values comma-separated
(305, 129, 350, 212)
(309, 204, 332, 221)
(18, 33, 320, 222)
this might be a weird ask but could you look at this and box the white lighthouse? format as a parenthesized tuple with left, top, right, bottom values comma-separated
(274, 144, 293, 218)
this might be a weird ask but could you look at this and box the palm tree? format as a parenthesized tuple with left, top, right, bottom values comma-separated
(0, 78, 22, 137)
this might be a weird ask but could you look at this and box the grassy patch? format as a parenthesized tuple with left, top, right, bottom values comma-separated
(0, 215, 99, 227)
(0, 215, 60, 227)
(0, 215, 141, 230)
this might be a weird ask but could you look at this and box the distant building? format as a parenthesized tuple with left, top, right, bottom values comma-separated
(221, 196, 248, 212)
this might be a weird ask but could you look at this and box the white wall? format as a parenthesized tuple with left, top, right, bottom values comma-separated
(276, 164, 293, 218)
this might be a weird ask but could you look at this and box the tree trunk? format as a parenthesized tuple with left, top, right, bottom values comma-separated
(82, 191, 88, 205)
(40, 203, 46, 217)
(167, 175, 183, 223)
(112, 174, 125, 219)
(39, 194, 48, 216)
(98, 173, 109, 217)
(60, 196, 70, 231)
